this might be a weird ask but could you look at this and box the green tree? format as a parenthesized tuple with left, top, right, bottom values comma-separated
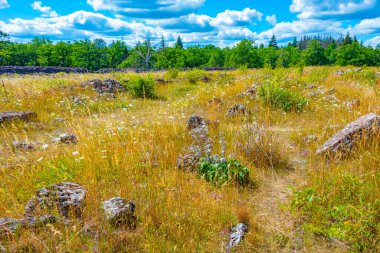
(301, 40, 327, 66)
(175, 36, 184, 49)
(268, 34, 278, 49)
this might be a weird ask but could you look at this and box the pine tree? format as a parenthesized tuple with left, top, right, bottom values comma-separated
(268, 34, 278, 49)
(159, 35, 166, 52)
(291, 37, 298, 47)
(342, 32, 353, 46)
(175, 36, 184, 49)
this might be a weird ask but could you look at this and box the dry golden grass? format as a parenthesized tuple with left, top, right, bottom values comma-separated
(0, 66, 379, 252)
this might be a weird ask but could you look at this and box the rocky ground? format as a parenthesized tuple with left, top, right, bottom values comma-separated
(0, 67, 379, 252)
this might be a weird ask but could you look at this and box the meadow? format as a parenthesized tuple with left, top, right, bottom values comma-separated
(0, 66, 379, 252)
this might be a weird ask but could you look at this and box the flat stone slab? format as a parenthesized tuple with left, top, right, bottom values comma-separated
(317, 113, 380, 155)
(25, 182, 86, 218)
(0, 111, 37, 124)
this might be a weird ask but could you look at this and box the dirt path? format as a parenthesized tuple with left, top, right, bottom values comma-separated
(251, 127, 348, 252)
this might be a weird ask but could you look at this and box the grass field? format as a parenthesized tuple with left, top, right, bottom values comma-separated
(0, 67, 379, 252)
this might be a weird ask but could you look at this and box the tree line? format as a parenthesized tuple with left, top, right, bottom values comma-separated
(0, 31, 379, 71)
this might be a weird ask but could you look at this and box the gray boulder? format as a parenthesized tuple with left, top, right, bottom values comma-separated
(102, 197, 136, 227)
(0, 111, 37, 124)
(12, 141, 37, 151)
(186, 115, 206, 131)
(317, 113, 380, 156)
(226, 223, 248, 249)
(25, 182, 86, 218)
(0, 215, 56, 237)
(52, 134, 78, 144)
(226, 104, 251, 117)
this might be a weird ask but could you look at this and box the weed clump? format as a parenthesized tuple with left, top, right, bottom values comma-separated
(186, 69, 207, 84)
(258, 83, 308, 112)
(199, 156, 250, 186)
(127, 76, 157, 99)
(235, 124, 291, 170)
(164, 68, 179, 81)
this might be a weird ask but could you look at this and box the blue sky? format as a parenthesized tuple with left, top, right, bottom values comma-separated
(0, 0, 379, 46)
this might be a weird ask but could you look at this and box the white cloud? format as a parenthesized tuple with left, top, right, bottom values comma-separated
(353, 17, 380, 34)
(266, 14, 277, 26)
(211, 8, 263, 26)
(364, 36, 380, 46)
(258, 19, 344, 41)
(0, 11, 165, 41)
(0, 0, 9, 9)
(290, 0, 376, 19)
(31, 1, 58, 18)
(86, 0, 205, 18)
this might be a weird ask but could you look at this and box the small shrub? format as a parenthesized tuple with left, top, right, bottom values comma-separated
(186, 69, 206, 84)
(165, 68, 179, 81)
(198, 156, 250, 186)
(127, 76, 157, 99)
(258, 83, 308, 112)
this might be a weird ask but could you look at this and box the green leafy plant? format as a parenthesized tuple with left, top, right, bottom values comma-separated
(258, 83, 308, 112)
(126, 76, 157, 99)
(165, 68, 179, 81)
(186, 69, 207, 84)
(198, 157, 250, 186)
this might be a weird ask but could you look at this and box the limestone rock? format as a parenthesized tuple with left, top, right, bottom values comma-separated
(12, 141, 37, 151)
(0, 215, 56, 237)
(86, 79, 125, 94)
(317, 113, 380, 156)
(0, 111, 37, 124)
(226, 104, 251, 117)
(25, 182, 86, 218)
(226, 223, 248, 249)
(102, 197, 136, 227)
(237, 85, 257, 99)
(52, 134, 78, 144)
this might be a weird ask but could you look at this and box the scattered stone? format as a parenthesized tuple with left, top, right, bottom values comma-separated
(25, 182, 86, 219)
(155, 78, 169, 84)
(52, 134, 78, 144)
(0, 218, 23, 236)
(202, 76, 211, 83)
(102, 197, 136, 228)
(317, 113, 380, 156)
(0, 111, 37, 124)
(177, 145, 202, 172)
(186, 115, 206, 130)
(0, 215, 56, 237)
(226, 223, 248, 249)
(237, 85, 257, 99)
(334, 70, 344, 76)
(375, 72, 380, 78)
(226, 104, 251, 117)
(86, 79, 125, 94)
(12, 141, 37, 151)
(327, 88, 336, 94)
(208, 97, 223, 107)
(344, 99, 360, 108)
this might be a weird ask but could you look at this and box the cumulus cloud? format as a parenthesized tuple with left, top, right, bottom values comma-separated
(86, 0, 205, 19)
(353, 17, 380, 34)
(0, 0, 9, 9)
(266, 14, 277, 26)
(31, 1, 58, 17)
(0, 11, 164, 40)
(290, 0, 377, 19)
(211, 8, 263, 26)
(258, 19, 344, 41)
(364, 35, 380, 46)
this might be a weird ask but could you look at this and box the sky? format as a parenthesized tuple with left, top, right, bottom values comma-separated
(0, 0, 379, 47)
